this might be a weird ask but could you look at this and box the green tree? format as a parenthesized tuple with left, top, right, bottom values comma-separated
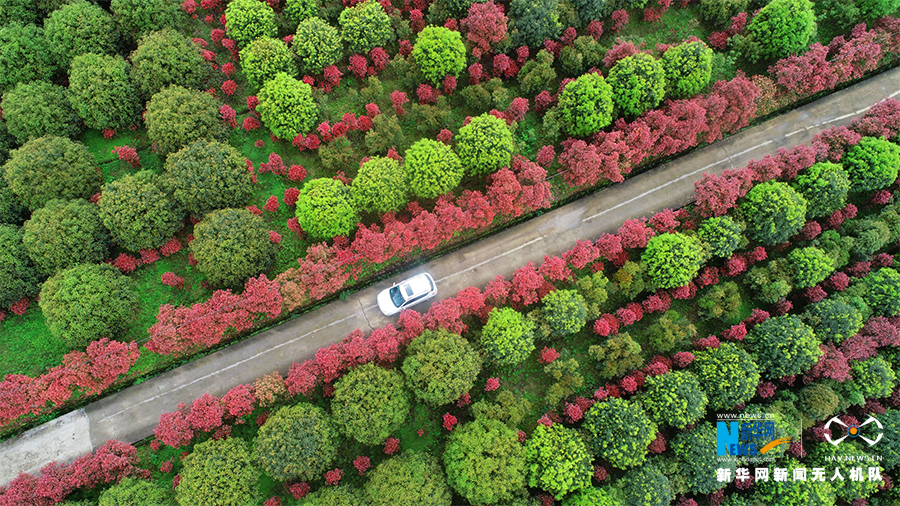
(697, 280, 742, 321)
(224, 0, 276, 48)
(110, 0, 183, 42)
(645, 310, 697, 352)
(146, 86, 229, 157)
(456, 113, 515, 177)
(739, 181, 808, 245)
(692, 342, 760, 409)
(444, 418, 527, 505)
(745, 0, 816, 61)
(793, 162, 850, 218)
(98, 477, 173, 506)
(240, 36, 296, 89)
(0, 120, 13, 166)
(23, 199, 109, 276)
(130, 28, 210, 98)
(847, 219, 892, 258)
(480, 307, 536, 365)
(191, 208, 277, 287)
(540, 289, 587, 338)
(0, 180, 27, 226)
(745, 258, 794, 304)
(99, 171, 184, 251)
(746, 315, 822, 379)
(0, 0, 38, 26)
(879, 409, 900, 470)
(575, 271, 609, 320)
(43, 0, 118, 65)
(0, 225, 40, 308)
(39, 263, 138, 349)
(700, 0, 749, 26)
(857, 0, 900, 17)
(562, 487, 620, 506)
(670, 422, 731, 495)
(698, 216, 743, 258)
(518, 49, 557, 95)
(843, 136, 900, 192)
(509, 0, 560, 47)
(863, 267, 900, 316)
(471, 389, 532, 427)
(589, 332, 643, 378)
(608, 53, 667, 117)
(339, 0, 393, 54)
(253, 403, 338, 482)
(366, 452, 452, 506)
(294, 17, 342, 74)
(2, 136, 99, 211)
(642, 232, 707, 289)
(405, 138, 465, 199)
(301, 486, 366, 506)
(176, 438, 260, 506)
(295, 178, 359, 240)
(557, 72, 614, 137)
(284, 0, 318, 26)
(849, 355, 896, 399)
(787, 246, 834, 289)
(585, 397, 656, 469)
(365, 114, 405, 155)
(0, 23, 57, 93)
(798, 383, 839, 421)
(413, 25, 467, 85)
(619, 462, 673, 506)
(1, 80, 81, 143)
(662, 40, 713, 98)
(804, 297, 864, 343)
(351, 156, 408, 214)
(163, 139, 254, 217)
(68, 53, 141, 130)
(543, 357, 584, 405)
(524, 423, 592, 498)
(640, 371, 708, 428)
(257, 72, 316, 140)
(814, 229, 854, 269)
(331, 362, 412, 445)
(402, 328, 482, 406)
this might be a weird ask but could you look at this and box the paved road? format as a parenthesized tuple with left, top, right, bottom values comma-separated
(2, 68, 899, 486)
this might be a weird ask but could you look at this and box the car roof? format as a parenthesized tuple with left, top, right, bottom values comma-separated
(403, 273, 432, 296)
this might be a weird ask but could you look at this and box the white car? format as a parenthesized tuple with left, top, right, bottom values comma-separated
(376, 273, 438, 316)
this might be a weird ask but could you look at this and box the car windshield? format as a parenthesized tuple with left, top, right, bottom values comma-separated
(389, 286, 405, 307)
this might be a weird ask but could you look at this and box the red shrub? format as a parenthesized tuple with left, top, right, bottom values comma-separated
(111, 145, 140, 168)
(161, 272, 185, 289)
(610, 9, 629, 32)
(390, 90, 409, 115)
(384, 437, 400, 455)
(539, 346, 560, 364)
(324, 468, 343, 486)
(264, 195, 279, 213)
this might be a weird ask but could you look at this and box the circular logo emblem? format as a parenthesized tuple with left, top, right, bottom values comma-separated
(824, 416, 883, 446)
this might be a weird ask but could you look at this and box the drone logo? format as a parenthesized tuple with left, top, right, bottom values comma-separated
(824, 416, 883, 446)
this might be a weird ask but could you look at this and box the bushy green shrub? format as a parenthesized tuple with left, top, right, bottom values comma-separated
(508, 0, 561, 47)
(23, 199, 109, 276)
(68, 53, 141, 131)
(176, 438, 260, 506)
(351, 156, 408, 214)
(301, 486, 366, 506)
(43, 0, 117, 65)
(163, 139, 254, 217)
(146, 86, 229, 157)
(557, 72, 614, 137)
(559, 36, 604, 77)
(619, 462, 673, 506)
(0, 182, 26, 226)
(193, 212, 275, 287)
(746, 315, 822, 378)
(788, 246, 834, 289)
(814, 229, 854, 269)
(575, 271, 609, 320)
(608, 53, 667, 117)
(99, 172, 183, 252)
(662, 40, 713, 98)
(1, 81, 80, 143)
(857, 0, 900, 17)
(863, 267, 900, 316)
(1, 135, 98, 211)
(294, 17, 342, 74)
(130, 29, 209, 98)
(456, 113, 515, 177)
(843, 136, 900, 192)
(524, 423, 592, 498)
(700, 0, 749, 26)
(850, 355, 897, 399)
(284, 0, 318, 26)
(0, 120, 13, 166)
(253, 403, 338, 482)
(39, 263, 138, 349)
(366, 452, 451, 506)
(803, 297, 864, 343)
(798, 383, 839, 421)
(589, 332, 643, 378)
(540, 289, 587, 338)
(0, 23, 57, 93)
(543, 357, 584, 405)
(697, 280, 742, 321)
(562, 487, 620, 506)
(585, 397, 657, 469)
(444, 419, 527, 505)
(413, 25, 466, 85)
(745, 0, 816, 61)
(364, 114, 405, 155)
(402, 328, 482, 406)
(645, 310, 697, 352)
(471, 389, 532, 427)
(879, 409, 900, 470)
(745, 258, 794, 304)
(98, 477, 173, 506)
(331, 362, 412, 445)
(642, 232, 707, 289)
(612, 260, 647, 299)
(847, 219, 892, 259)
(692, 342, 760, 409)
(793, 162, 850, 218)
(698, 216, 743, 258)
(295, 178, 359, 240)
(405, 138, 464, 199)
(641, 371, 708, 428)
(739, 181, 808, 245)
(0, 225, 40, 308)
(670, 422, 731, 495)
(518, 49, 557, 95)
(225, 0, 276, 48)
(240, 36, 296, 89)
(0, 0, 38, 26)
(257, 72, 317, 140)
(481, 307, 536, 365)
(110, 0, 182, 42)
(339, 0, 393, 54)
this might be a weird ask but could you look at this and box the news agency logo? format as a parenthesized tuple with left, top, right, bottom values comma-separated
(824, 416, 883, 446)
(716, 419, 790, 457)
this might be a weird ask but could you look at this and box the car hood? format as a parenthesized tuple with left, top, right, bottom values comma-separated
(377, 288, 400, 316)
